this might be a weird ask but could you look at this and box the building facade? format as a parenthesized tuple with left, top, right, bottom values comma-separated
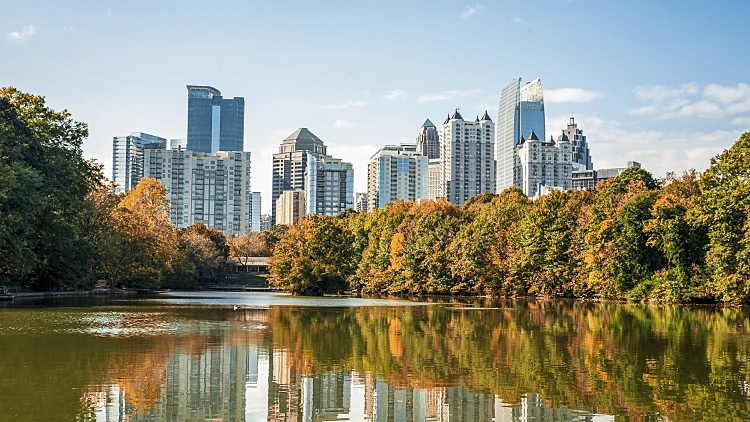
(427, 158, 441, 200)
(367, 144, 428, 211)
(144, 148, 252, 235)
(260, 214, 273, 232)
(250, 192, 261, 232)
(271, 128, 328, 223)
(112, 132, 167, 193)
(305, 154, 354, 217)
(513, 130, 572, 198)
(416, 119, 440, 159)
(186, 85, 245, 153)
(276, 190, 305, 226)
(354, 193, 368, 212)
(439, 108, 495, 205)
(560, 115, 592, 171)
(496, 77, 546, 193)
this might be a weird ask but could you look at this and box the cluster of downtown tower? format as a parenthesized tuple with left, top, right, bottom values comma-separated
(113, 79, 639, 235)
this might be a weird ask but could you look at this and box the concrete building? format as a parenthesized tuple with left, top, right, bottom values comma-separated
(496, 78, 546, 193)
(276, 190, 305, 226)
(428, 158, 442, 200)
(416, 119, 440, 159)
(271, 128, 328, 223)
(560, 115, 592, 171)
(439, 108, 495, 205)
(305, 154, 354, 217)
(144, 148, 252, 235)
(186, 85, 244, 153)
(513, 130, 572, 198)
(571, 162, 642, 190)
(250, 192, 261, 232)
(367, 144, 428, 211)
(354, 193, 368, 212)
(169, 138, 187, 150)
(112, 132, 167, 193)
(260, 214, 273, 232)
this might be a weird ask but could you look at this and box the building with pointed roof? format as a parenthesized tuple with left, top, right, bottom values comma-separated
(416, 118, 440, 159)
(513, 129, 572, 198)
(559, 115, 593, 171)
(439, 107, 495, 205)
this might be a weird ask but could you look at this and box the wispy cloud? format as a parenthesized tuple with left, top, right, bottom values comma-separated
(5, 25, 36, 42)
(629, 82, 750, 119)
(323, 100, 367, 110)
(417, 89, 482, 103)
(460, 4, 484, 19)
(511, 16, 524, 23)
(333, 120, 357, 129)
(382, 90, 406, 100)
(732, 116, 750, 126)
(545, 88, 604, 104)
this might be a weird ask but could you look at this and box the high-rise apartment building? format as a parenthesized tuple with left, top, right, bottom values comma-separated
(276, 190, 305, 226)
(367, 144, 428, 211)
(260, 214, 273, 232)
(271, 128, 328, 223)
(144, 148, 252, 235)
(305, 154, 354, 217)
(112, 132, 167, 193)
(496, 78, 546, 192)
(416, 119, 440, 159)
(560, 115, 592, 170)
(169, 138, 187, 150)
(439, 108, 495, 205)
(513, 130, 572, 198)
(250, 192, 261, 232)
(427, 158, 441, 200)
(354, 193, 368, 212)
(186, 85, 245, 153)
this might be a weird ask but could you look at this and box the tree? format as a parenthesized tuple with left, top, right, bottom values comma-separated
(227, 232, 270, 266)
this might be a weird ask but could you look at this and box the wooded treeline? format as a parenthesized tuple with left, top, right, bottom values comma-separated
(0, 88, 272, 290)
(270, 131, 750, 303)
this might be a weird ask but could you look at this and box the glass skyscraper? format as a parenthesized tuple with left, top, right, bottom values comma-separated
(495, 77, 546, 192)
(111, 132, 167, 193)
(186, 85, 245, 153)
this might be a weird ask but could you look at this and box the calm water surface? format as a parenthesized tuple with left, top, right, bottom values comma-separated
(1, 292, 749, 421)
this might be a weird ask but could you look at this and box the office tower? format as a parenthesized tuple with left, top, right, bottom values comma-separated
(112, 132, 167, 193)
(439, 108, 495, 205)
(144, 148, 252, 235)
(186, 85, 245, 153)
(367, 144, 428, 211)
(496, 77, 546, 192)
(276, 190, 305, 225)
(427, 158, 441, 200)
(560, 115, 592, 170)
(354, 193, 368, 212)
(260, 214, 273, 232)
(271, 128, 328, 223)
(169, 138, 187, 150)
(305, 154, 354, 216)
(251, 192, 261, 232)
(513, 130, 572, 198)
(416, 119, 440, 159)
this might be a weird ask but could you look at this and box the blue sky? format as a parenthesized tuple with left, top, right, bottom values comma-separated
(3, 0, 749, 213)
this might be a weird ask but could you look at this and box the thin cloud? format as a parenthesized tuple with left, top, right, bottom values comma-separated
(382, 90, 407, 100)
(333, 120, 357, 129)
(417, 89, 482, 103)
(732, 116, 750, 126)
(546, 88, 604, 104)
(630, 82, 750, 119)
(323, 100, 368, 110)
(5, 25, 36, 41)
(511, 16, 524, 23)
(460, 4, 484, 19)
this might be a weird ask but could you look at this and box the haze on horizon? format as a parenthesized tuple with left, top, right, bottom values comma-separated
(2, 0, 749, 213)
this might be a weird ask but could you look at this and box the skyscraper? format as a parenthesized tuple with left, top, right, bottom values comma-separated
(496, 77, 546, 192)
(513, 130, 572, 198)
(186, 85, 245, 153)
(305, 154, 354, 216)
(367, 144, 428, 211)
(439, 108, 495, 205)
(250, 192, 262, 232)
(271, 128, 328, 223)
(112, 132, 167, 193)
(276, 190, 305, 226)
(560, 115, 592, 170)
(416, 119, 440, 159)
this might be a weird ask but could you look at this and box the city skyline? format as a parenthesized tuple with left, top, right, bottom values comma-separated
(3, 0, 749, 213)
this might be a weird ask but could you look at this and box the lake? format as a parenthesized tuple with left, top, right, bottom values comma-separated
(1, 292, 749, 421)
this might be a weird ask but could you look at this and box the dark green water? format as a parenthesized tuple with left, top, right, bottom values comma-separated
(1, 292, 749, 421)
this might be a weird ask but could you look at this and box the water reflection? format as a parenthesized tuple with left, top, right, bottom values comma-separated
(0, 296, 748, 421)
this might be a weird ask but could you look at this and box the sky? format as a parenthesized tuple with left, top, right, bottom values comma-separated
(2, 0, 749, 213)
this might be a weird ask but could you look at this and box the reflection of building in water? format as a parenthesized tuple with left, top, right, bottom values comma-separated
(268, 349, 304, 421)
(302, 372, 352, 420)
(492, 393, 609, 422)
